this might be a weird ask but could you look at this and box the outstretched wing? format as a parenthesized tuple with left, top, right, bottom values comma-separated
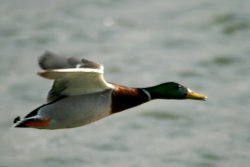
(38, 51, 113, 102)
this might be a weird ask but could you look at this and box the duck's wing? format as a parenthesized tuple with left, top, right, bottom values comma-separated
(38, 51, 113, 102)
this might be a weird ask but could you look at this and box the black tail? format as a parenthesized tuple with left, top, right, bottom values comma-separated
(12, 119, 30, 128)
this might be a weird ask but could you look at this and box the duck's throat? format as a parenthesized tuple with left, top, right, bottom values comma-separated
(111, 85, 150, 114)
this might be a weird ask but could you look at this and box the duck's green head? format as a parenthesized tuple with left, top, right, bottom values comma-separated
(144, 82, 207, 100)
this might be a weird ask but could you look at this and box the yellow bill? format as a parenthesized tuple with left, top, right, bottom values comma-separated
(186, 88, 208, 101)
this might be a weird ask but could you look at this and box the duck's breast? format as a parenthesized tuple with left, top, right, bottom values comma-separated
(39, 89, 112, 129)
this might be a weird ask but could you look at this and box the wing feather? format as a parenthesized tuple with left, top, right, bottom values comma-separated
(38, 52, 112, 102)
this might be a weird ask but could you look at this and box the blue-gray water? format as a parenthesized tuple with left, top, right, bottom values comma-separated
(1, 0, 250, 166)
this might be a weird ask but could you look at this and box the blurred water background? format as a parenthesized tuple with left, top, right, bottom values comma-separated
(1, 0, 250, 166)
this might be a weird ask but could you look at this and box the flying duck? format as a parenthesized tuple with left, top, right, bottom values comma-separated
(12, 51, 207, 129)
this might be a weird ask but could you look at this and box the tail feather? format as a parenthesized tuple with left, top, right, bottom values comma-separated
(12, 116, 50, 128)
(13, 116, 21, 124)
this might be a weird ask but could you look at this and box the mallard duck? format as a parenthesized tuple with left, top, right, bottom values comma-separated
(12, 51, 207, 129)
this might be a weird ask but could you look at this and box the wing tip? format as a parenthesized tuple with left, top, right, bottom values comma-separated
(39, 51, 82, 70)
(39, 51, 104, 71)
(38, 51, 55, 69)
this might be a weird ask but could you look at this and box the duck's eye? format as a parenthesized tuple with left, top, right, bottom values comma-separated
(177, 85, 182, 89)
(177, 85, 185, 92)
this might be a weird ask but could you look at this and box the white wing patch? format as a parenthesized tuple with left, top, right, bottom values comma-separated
(38, 68, 113, 99)
(38, 68, 104, 80)
(37, 52, 113, 102)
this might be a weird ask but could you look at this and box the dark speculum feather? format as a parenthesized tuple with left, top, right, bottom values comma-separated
(80, 58, 102, 69)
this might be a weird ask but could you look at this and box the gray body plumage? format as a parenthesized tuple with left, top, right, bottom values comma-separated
(39, 90, 112, 129)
